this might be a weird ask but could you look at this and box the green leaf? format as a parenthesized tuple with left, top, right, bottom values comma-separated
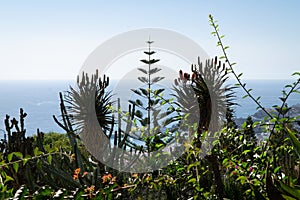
(222, 158, 229, 165)
(285, 84, 293, 88)
(140, 88, 149, 96)
(236, 176, 248, 184)
(7, 153, 13, 162)
(279, 181, 300, 199)
(151, 77, 164, 83)
(155, 143, 164, 149)
(34, 147, 43, 156)
(138, 77, 148, 84)
(4, 175, 14, 184)
(23, 156, 31, 165)
(137, 68, 147, 74)
(292, 72, 300, 76)
(274, 166, 281, 173)
(242, 94, 249, 99)
(47, 155, 52, 165)
(149, 68, 161, 75)
(286, 128, 300, 157)
(137, 100, 145, 108)
(14, 152, 23, 159)
(140, 59, 160, 65)
(188, 178, 197, 184)
(131, 89, 141, 95)
(281, 194, 297, 200)
(242, 150, 251, 155)
(154, 89, 164, 96)
(256, 96, 261, 101)
(13, 163, 19, 173)
(144, 51, 155, 55)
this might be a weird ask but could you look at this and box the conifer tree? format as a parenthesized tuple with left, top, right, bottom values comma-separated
(129, 39, 177, 152)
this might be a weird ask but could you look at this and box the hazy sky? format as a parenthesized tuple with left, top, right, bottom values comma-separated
(0, 1, 299, 80)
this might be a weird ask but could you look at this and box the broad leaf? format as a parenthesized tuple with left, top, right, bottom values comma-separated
(279, 181, 300, 199)
(286, 127, 300, 157)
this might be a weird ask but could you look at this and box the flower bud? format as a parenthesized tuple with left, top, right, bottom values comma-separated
(174, 79, 178, 86)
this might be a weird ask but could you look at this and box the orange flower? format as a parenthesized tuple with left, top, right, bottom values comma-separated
(102, 173, 112, 183)
(111, 176, 117, 183)
(73, 174, 78, 180)
(73, 168, 80, 180)
(83, 171, 88, 177)
(74, 168, 80, 174)
(85, 185, 95, 193)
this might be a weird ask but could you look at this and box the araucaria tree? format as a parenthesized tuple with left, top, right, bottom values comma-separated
(129, 40, 177, 152)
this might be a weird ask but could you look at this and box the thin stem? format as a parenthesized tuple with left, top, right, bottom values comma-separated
(209, 15, 272, 119)
(0, 152, 71, 168)
(148, 41, 151, 130)
(267, 79, 300, 148)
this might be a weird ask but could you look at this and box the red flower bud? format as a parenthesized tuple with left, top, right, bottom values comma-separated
(174, 79, 178, 86)
(249, 166, 253, 172)
(192, 73, 196, 80)
(179, 70, 183, 80)
(184, 73, 189, 80)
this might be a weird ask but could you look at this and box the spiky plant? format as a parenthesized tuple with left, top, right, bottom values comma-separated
(64, 70, 114, 135)
(172, 56, 236, 199)
(173, 56, 236, 135)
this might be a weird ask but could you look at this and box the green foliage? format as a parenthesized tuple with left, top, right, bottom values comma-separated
(0, 14, 299, 200)
(33, 132, 71, 152)
(128, 40, 180, 153)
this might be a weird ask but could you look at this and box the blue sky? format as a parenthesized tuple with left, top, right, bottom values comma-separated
(0, 1, 299, 80)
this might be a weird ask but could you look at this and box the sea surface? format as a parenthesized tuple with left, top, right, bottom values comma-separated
(0, 79, 299, 137)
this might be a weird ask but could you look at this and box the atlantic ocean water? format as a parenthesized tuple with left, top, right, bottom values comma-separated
(0, 79, 299, 138)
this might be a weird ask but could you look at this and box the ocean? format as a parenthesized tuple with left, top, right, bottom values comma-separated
(0, 79, 299, 137)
